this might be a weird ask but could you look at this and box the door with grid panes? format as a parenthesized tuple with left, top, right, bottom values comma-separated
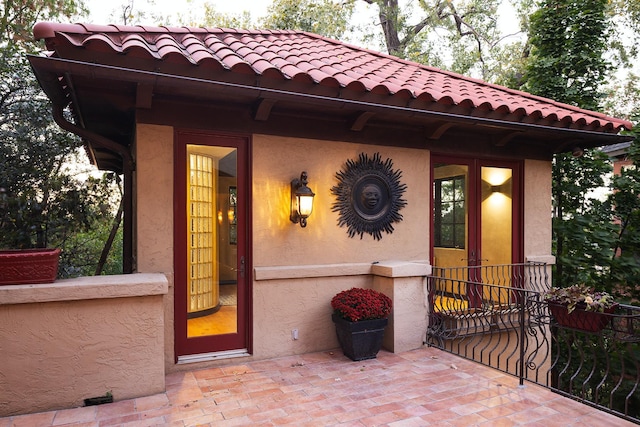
(431, 155, 522, 308)
(174, 130, 249, 360)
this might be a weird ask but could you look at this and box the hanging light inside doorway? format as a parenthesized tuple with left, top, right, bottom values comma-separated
(290, 171, 315, 228)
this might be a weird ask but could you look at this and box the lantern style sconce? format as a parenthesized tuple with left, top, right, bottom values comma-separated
(290, 171, 315, 228)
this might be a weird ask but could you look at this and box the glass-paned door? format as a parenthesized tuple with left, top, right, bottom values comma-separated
(187, 152, 219, 318)
(175, 131, 249, 360)
(431, 156, 522, 309)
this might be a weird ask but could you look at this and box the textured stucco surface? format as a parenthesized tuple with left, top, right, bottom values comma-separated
(0, 274, 167, 416)
(373, 262, 431, 353)
(133, 126, 555, 372)
(135, 124, 176, 370)
(136, 124, 174, 274)
(524, 159, 554, 261)
(251, 134, 431, 267)
(249, 135, 431, 358)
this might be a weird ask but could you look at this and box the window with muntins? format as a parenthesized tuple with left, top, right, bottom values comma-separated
(434, 175, 466, 248)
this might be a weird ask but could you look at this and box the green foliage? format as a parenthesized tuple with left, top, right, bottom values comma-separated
(0, 0, 123, 276)
(610, 0, 640, 37)
(543, 283, 615, 313)
(0, 48, 83, 249)
(524, 0, 610, 110)
(261, 0, 355, 39)
(523, 0, 633, 298)
(607, 136, 640, 302)
(0, 0, 86, 48)
(200, 5, 253, 29)
(60, 212, 123, 277)
(551, 150, 617, 289)
(355, 0, 529, 83)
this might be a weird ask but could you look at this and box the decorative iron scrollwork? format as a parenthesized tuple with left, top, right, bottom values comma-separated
(331, 152, 407, 240)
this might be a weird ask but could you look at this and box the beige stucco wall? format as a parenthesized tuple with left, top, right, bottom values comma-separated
(250, 135, 431, 357)
(0, 274, 167, 416)
(523, 159, 555, 265)
(136, 124, 174, 274)
(253, 272, 372, 357)
(135, 124, 176, 368)
(134, 124, 555, 371)
(251, 135, 431, 266)
(372, 261, 431, 353)
(135, 125, 433, 368)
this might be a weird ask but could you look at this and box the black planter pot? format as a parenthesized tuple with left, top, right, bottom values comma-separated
(332, 313, 388, 361)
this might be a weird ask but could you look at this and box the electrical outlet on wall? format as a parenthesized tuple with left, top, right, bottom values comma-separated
(292, 329, 299, 340)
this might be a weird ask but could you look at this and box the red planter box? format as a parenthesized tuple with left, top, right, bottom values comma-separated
(548, 302, 617, 333)
(0, 248, 61, 285)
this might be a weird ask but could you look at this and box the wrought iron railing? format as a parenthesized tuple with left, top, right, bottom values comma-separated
(426, 263, 640, 424)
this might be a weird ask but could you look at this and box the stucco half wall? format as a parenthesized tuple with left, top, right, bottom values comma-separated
(0, 273, 167, 417)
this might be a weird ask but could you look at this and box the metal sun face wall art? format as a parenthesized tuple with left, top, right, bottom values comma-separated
(331, 153, 407, 240)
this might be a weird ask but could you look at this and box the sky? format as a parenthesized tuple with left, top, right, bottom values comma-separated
(86, 0, 275, 25)
(83, 0, 383, 52)
(82, 0, 519, 60)
(83, 0, 520, 47)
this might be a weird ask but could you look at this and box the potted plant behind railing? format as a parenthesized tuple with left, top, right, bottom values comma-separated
(0, 187, 60, 285)
(543, 283, 618, 332)
(331, 287, 392, 361)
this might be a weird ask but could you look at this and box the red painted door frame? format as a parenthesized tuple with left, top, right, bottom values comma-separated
(431, 154, 524, 306)
(173, 129, 252, 359)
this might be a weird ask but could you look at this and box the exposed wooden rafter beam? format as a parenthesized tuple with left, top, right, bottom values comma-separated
(428, 122, 454, 140)
(350, 111, 376, 131)
(494, 131, 522, 147)
(254, 98, 277, 121)
(136, 83, 154, 109)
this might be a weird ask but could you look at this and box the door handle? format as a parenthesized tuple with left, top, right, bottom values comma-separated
(462, 250, 476, 263)
(239, 256, 245, 278)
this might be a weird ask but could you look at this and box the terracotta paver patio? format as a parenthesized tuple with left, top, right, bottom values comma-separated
(1, 346, 634, 426)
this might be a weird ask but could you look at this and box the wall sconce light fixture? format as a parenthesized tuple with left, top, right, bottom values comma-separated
(290, 171, 315, 228)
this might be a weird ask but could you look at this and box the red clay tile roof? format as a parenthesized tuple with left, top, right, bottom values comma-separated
(33, 22, 632, 133)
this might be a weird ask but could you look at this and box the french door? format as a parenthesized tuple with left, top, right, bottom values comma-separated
(174, 130, 250, 360)
(431, 155, 522, 306)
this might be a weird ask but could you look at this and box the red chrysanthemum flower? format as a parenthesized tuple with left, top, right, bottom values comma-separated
(331, 288, 392, 322)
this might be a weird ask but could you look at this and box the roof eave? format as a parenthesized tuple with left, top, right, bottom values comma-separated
(28, 54, 633, 166)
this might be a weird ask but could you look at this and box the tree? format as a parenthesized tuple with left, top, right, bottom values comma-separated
(261, 0, 354, 40)
(357, 0, 529, 82)
(523, 0, 610, 110)
(78, 0, 177, 26)
(522, 0, 636, 294)
(199, 4, 253, 29)
(0, 0, 123, 276)
(0, 0, 86, 44)
(607, 128, 640, 303)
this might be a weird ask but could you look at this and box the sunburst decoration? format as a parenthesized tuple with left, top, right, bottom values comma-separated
(331, 153, 407, 240)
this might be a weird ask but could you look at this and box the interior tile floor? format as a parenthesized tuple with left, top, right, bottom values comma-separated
(1, 346, 635, 427)
(188, 285, 237, 337)
(188, 306, 237, 337)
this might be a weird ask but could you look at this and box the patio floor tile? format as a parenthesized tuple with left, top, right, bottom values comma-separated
(1, 347, 637, 426)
